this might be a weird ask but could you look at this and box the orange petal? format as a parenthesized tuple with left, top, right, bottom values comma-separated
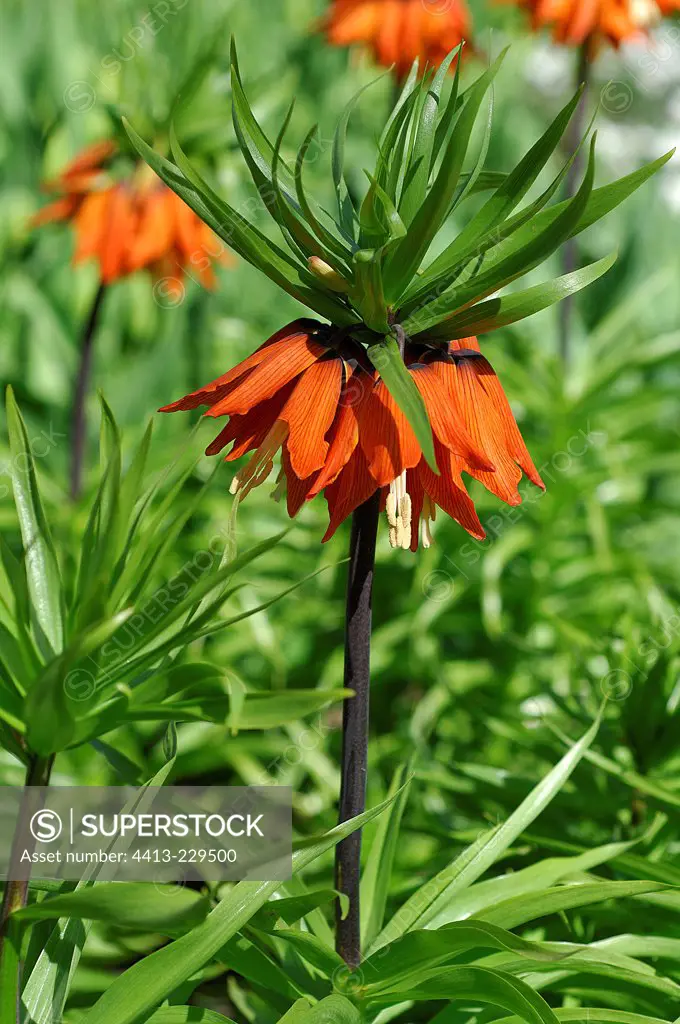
(207, 337, 327, 418)
(280, 356, 343, 479)
(358, 376, 421, 486)
(32, 196, 79, 227)
(62, 140, 116, 180)
(128, 191, 174, 270)
(281, 448, 317, 518)
(412, 363, 494, 472)
(418, 444, 486, 540)
(307, 368, 362, 497)
(100, 187, 135, 283)
(322, 447, 377, 543)
(451, 354, 543, 503)
(72, 190, 110, 264)
(206, 384, 295, 460)
(159, 320, 322, 412)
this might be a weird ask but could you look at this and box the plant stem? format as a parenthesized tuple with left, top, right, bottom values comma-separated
(335, 491, 380, 968)
(559, 39, 592, 368)
(70, 282, 107, 501)
(0, 754, 54, 1018)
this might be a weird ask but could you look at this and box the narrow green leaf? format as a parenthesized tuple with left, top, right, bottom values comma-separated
(370, 965, 559, 1024)
(384, 51, 506, 302)
(14, 884, 209, 935)
(403, 133, 598, 335)
(361, 763, 412, 947)
(371, 716, 601, 952)
(125, 119, 355, 326)
(399, 45, 461, 225)
(494, 1011, 671, 1024)
(479, 879, 667, 930)
(5, 387, 63, 655)
(419, 252, 617, 340)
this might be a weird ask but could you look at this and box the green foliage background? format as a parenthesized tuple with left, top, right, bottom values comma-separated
(1, 0, 680, 1021)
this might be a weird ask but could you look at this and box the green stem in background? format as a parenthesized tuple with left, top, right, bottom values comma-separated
(70, 282, 107, 501)
(335, 491, 380, 968)
(0, 754, 55, 1019)
(559, 39, 593, 368)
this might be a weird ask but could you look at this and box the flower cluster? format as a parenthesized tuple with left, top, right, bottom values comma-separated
(34, 141, 229, 289)
(322, 0, 679, 61)
(162, 320, 544, 551)
(323, 0, 471, 76)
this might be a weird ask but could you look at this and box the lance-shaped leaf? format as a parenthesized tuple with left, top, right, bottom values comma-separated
(419, 252, 617, 340)
(6, 387, 64, 657)
(403, 133, 598, 336)
(383, 49, 506, 301)
(125, 119, 356, 326)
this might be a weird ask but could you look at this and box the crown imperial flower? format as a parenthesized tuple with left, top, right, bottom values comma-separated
(127, 44, 671, 551)
(33, 141, 231, 288)
(322, 0, 472, 76)
(513, 0, 678, 45)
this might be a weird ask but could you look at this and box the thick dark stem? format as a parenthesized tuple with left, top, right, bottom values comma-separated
(559, 41, 592, 368)
(70, 282, 107, 501)
(0, 755, 55, 1017)
(335, 491, 380, 968)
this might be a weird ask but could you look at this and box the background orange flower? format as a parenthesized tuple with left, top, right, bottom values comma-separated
(34, 141, 232, 288)
(514, 0, 679, 45)
(323, 0, 472, 75)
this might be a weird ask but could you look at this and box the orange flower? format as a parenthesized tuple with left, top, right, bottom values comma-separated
(161, 322, 544, 551)
(515, 0, 675, 45)
(33, 141, 231, 288)
(323, 0, 472, 77)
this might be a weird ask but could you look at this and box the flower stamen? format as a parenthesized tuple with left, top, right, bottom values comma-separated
(387, 471, 412, 550)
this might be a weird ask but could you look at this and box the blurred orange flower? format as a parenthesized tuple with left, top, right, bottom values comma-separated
(515, 0, 676, 45)
(161, 322, 544, 551)
(323, 0, 472, 77)
(33, 140, 231, 290)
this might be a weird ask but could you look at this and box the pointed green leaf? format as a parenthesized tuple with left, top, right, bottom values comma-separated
(5, 387, 63, 656)
(419, 251, 617, 340)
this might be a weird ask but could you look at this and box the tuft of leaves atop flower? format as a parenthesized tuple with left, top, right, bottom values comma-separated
(124, 41, 673, 469)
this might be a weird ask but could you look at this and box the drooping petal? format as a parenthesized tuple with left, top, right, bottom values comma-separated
(159, 320, 323, 412)
(72, 190, 110, 264)
(204, 384, 295, 460)
(411, 364, 494, 472)
(60, 140, 116, 181)
(127, 190, 174, 270)
(280, 356, 344, 479)
(32, 196, 80, 227)
(418, 442, 486, 540)
(468, 357, 545, 490)
(281, 449, 317, 518)
(358, 377, 421, 487)
(208, 336, 327, 418)
(100, 187, 136, 283)
(322, 447, 378, 543)
(307, 368, 362, 497)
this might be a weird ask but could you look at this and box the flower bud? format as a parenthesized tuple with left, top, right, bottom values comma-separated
(307, 256, 350, 293)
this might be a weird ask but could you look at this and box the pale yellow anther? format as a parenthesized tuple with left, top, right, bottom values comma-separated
(386, 492, 398, 528)
(387, 472, 413, 550)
